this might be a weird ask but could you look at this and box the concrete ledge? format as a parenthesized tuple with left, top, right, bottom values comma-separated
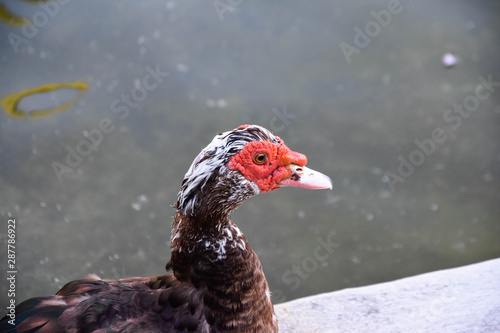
(275, 259, 500, 333)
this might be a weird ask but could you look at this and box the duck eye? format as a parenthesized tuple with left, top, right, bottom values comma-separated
(252, 153, 268, 165)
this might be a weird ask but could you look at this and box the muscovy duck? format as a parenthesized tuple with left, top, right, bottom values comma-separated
(1, 124, 332, 333)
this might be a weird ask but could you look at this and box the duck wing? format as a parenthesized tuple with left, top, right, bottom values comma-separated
(1, 274, 210, 333)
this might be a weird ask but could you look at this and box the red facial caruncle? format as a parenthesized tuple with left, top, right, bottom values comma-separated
(228, 139, 308, 193)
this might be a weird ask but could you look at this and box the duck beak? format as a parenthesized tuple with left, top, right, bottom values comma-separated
(279, 164, 333, 190)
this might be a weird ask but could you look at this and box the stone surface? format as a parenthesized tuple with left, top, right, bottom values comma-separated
(275, 259, 500, 333)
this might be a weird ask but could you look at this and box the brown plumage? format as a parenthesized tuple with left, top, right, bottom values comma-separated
(1, 125, 332, 332)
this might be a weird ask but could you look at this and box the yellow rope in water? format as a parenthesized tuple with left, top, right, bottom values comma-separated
(2, 81, 88, 118)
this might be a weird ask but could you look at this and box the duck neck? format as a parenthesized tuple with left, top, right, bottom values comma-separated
(167, 210, 254, 283)
(168, 167, 261, 282)
(166, 211, 276, 330)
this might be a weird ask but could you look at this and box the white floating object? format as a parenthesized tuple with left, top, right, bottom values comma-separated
(442, 53, 457, 68)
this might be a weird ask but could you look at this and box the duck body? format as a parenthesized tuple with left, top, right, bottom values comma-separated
(1, 125, 332, 333)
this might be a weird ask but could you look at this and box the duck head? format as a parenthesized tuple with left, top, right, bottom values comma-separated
(175, 124, 332, 221)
